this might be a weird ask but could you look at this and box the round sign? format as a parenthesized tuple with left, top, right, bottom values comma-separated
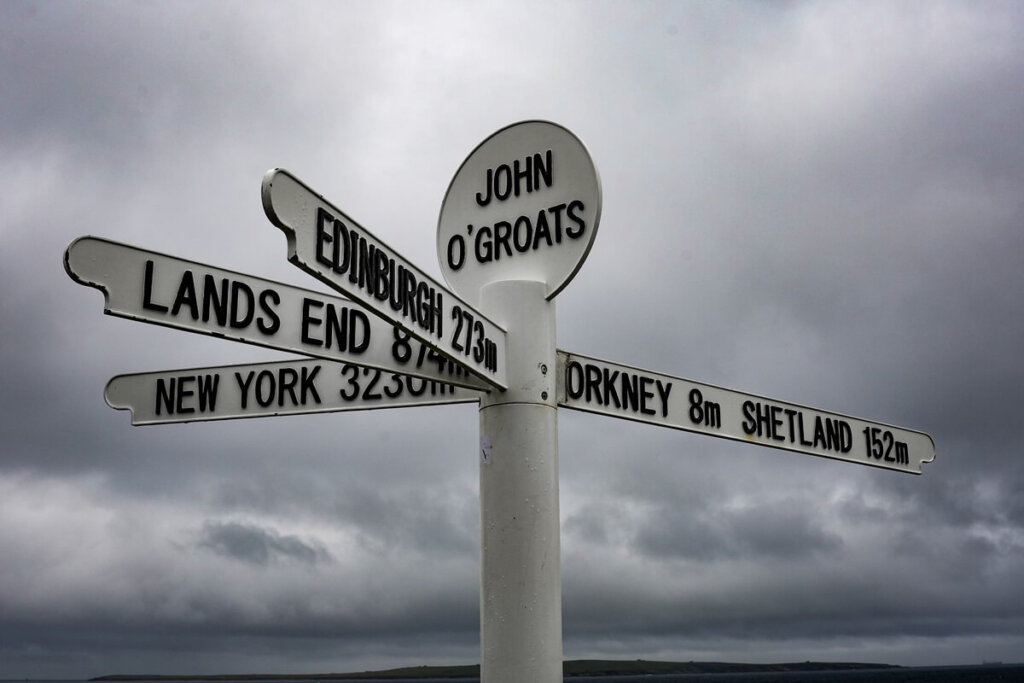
(437, 120, 602, 307)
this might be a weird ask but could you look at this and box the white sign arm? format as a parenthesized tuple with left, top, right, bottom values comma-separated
(262, 169, 508, 390)
(105, 358, 480, 426)
(63, 236, 487, 390)
(557, 350, 936, 474)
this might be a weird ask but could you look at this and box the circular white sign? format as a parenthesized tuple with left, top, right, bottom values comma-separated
(437, 120, 602, 306)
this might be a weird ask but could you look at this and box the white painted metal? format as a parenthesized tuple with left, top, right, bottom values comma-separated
(105, 359, 480, 425)
(478, 281, 561, 683)
(263, 169, 508, 390)
(63, 236, 487, 390)
(437, 120, 602, 308)
(557, 351, 936, 474)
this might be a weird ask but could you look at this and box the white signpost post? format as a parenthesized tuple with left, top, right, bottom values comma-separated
(434, 121, 603, 683)
(66, 119, 935, 683)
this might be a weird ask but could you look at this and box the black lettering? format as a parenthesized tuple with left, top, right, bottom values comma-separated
(839, 421, 852, 453)
(531, 209, 553, 250)
(566, 199, 586, 239)
(477, 151, 552, 206)
(494, 164, 512, 201)
(756, 403, 773, 438)
(620, 372, 639, 413)
(798, 412, 812, 445)
(315, 207, 336, 270)
(171, 270, 199, 320)
(566, 361, 584, 399)
(155, 377, 174, 415)
(476, 168, 493, 206)
(602, 368, 621, 409)
(331, 216, 351, 273)
(689, 389, 705, 424)
(406, 375, 426, 396)
(388, 263, 404, 312)
(357, 237, 376, 294)
(257, 289, 281, 335)
(585, 363, 602, 405)
(656, 381, 672, 418)
(770, 405, 784, 441)
(513, 157, 531, 196)
(324, 303, 349, 351)
(176, 376, 195, 414)
(201, 275, 229, 326)
(535, 150, 553, 189)
(742, 400, 757, 435)
(813, 416, 827, 448)
(339, 365, 359, 401)
(300, 365, 321, 405)
(301, 298, 323, 347)
(548, 203, 566, 243)
(391, 328, 412, 364)
(513, 215, 532, 253)
(235, 370, 255, 409)
(362, 368, 383, 401)
(447, 234, 466, 270)
(229, 281, 254, 328)
(402, 269, 418, 322)
(346, 227, 360, 284)
(430, 288, 444, 339)
(826, 418, 842, 451)
(278, 368, 298, 407)
(493, 221, 513, 259)
(639, 376, 656, 415)
(374, 249, 390, 301)
(197, 374, 218, 412)
(383, 373, 403, 399)
(472, 320, 485, 363)
(784, 408, 799, 444)
(451, 304, 465, 352)
(474, 225, 493, 263)
(142, 260, 169, 313)
(255, 370, 274, 408)
(349, 309, 371, 353)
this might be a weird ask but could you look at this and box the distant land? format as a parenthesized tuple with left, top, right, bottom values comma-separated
(91, 659, 898, 680)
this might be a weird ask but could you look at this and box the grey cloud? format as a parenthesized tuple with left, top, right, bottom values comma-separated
(197, 520, 332, 566)
(568, 495, 845, 564)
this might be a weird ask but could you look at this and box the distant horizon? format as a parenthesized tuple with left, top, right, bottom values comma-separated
(8, 662, 1024, 683)
(32, 658, 1024, 681)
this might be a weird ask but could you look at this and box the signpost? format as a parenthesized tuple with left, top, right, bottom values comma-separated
(66, 119, 935, 683)
(106, 359, 479, 426)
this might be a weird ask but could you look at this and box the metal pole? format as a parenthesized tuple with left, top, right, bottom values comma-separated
(478, 280, 561, 683)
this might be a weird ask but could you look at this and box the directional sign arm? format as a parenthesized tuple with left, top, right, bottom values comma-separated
(557, 350, 936, 474)
(105, 358, 480, 425)
(262, 169, 508, 390)
(63, 236, 488, 390)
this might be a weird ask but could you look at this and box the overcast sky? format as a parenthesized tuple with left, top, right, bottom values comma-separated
(3, 1, 1024, 678)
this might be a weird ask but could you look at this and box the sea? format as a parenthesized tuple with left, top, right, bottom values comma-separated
(9, 668, 1024, 683)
